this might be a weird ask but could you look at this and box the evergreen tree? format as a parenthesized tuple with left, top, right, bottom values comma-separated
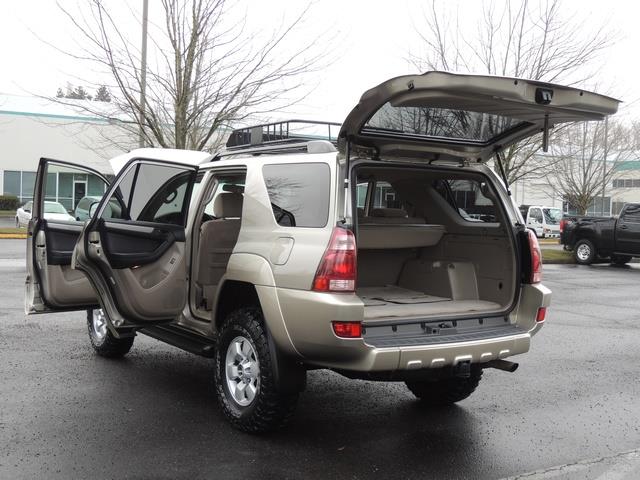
(94, 85, 111, 102)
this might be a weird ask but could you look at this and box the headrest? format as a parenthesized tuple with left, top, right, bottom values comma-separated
(371, 208, 408, 218)
(213, 192, 243, 218)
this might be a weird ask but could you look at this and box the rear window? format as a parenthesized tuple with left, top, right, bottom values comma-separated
(263, 163, 330, 228)
(622, 204, 640, 223)
(364, 103, 528, 143)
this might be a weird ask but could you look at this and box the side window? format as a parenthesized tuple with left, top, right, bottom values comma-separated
(530, 208, 543, 223)
(263, 163, 330, 228)
(44, 162, 109, 222)
(356, 182, 368, 209)
(373, 181, 399, 208)
(622, 205, 640, 223)
(102, 163, 194, 226)
(199, 173, 246, 219)
(445, 179, 499, 223)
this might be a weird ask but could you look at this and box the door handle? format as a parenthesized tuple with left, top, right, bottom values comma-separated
(620, 224, 628, 229)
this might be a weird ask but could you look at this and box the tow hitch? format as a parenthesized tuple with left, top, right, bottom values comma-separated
(454, 360, 472, 378)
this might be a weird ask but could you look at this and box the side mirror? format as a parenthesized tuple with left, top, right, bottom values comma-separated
(89, 202, 99, 218)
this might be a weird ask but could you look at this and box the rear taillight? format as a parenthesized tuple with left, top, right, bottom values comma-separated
(559, 219, 567, 233)
(312, 227, 357, 292)
(527, 229, 543, 284)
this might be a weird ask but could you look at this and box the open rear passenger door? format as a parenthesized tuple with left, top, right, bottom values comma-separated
(26, 158, 111, 314)
(72, 158, 198, 329)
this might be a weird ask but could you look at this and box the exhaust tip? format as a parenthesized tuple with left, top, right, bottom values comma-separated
(485, 359, 519, 373)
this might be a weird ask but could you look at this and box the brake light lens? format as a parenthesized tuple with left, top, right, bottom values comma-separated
(312, 227, 357, 292)
(559, 219, 567, 233)
(528, 229, 543, 284)
(332, 321, 362, 338)
(536, 307, 547, 322)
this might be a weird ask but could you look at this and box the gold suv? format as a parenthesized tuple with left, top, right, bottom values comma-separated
(25, 72, 618, 432)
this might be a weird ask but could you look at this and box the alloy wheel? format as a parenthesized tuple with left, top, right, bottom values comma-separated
(225, 336, 260, 407)
(91, 309, 108, 342)
(576, 243, 591, 262)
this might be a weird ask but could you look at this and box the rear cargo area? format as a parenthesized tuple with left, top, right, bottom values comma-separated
(354, 166, 516, 321)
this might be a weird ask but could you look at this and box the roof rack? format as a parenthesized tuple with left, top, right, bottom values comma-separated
(225, 119, 341, 149)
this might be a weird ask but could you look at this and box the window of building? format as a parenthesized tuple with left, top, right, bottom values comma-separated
(3, 171, 21, 199)
(2, 170, 39, 204)
(613, 178, 640, 188)
(263, 163, 330, 228)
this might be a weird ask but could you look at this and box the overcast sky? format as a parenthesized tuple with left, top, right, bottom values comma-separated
(2, 0, 640, 123)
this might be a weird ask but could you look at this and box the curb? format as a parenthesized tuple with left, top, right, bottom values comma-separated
(0, 234, 27, 239)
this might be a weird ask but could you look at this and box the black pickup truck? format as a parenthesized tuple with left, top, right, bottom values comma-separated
(560, 203, 640, 265)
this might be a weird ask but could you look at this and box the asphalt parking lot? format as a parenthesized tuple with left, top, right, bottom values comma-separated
(1, 239, 639, 479)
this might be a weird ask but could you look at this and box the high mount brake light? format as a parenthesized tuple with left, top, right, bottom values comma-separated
(312, 227, 357, 292)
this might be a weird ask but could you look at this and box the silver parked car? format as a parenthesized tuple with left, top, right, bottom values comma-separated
(16, 200, 74, 227)
(74, 195, 122, 221)
(25, 72, 618, 433)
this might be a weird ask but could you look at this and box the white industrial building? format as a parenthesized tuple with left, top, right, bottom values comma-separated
(509, 154, 640, 216)
(0, 94, 126, 210)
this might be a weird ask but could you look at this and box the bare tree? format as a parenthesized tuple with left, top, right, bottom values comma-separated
(49, 0, 330, 152)
(547, 120, 628, 215)
(410, 0, 614, 183)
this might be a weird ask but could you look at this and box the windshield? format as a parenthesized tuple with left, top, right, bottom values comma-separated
(44, 202, 69, 214)
(543, 208, 563, 224)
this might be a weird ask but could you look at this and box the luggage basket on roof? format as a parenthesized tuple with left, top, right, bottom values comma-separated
(226, 120, 341, 149)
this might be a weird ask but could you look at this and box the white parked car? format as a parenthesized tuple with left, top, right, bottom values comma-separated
(16, 200, 74, 227)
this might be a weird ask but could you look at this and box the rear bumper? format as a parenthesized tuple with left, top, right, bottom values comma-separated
(266, 283, 551, 372)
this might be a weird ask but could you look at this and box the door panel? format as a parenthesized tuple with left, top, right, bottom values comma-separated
(26, 159, 111, 314)
(72, 159, 197, 326)
(44, 221, 85, 265)
(98, 220, 185, 268)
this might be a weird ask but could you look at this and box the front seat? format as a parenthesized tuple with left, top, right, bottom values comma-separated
(197, 192, 243, 309)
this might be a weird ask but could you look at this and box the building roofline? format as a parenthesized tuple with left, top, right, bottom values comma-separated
(0, 109, 110, 123)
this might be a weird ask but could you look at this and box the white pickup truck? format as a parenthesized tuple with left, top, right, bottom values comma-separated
(519, 205, 563, 238)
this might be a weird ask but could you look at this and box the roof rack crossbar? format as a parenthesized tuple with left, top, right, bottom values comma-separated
(217, 140, 336, 158)
(226, 119, 341, 149)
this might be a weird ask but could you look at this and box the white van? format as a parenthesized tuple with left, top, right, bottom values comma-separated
(519, 205, 563, 238)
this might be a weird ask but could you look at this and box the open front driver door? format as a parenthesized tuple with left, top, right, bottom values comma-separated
(72, 158, 198, 329)
(26, 158, 111, 314)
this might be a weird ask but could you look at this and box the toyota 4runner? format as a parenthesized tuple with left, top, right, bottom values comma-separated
(25, 72, 619, 433)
